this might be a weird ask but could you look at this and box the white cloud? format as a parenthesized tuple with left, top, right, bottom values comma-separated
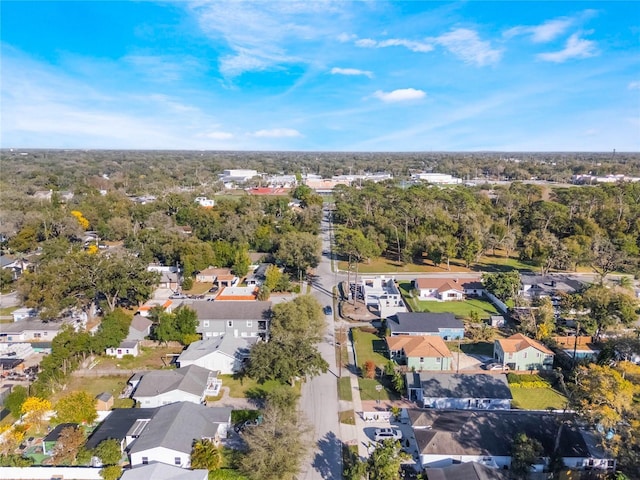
(337, 32, 356, 43)
(537, 33, 597, 62)
(331, 67, 373, 78)
(203, 131, 234, 140)
(355, 38, 378, 48)
(253, 128, 301, 138)
(628, 81, 640, 90)
(504, 18, 573, 43)
(373, 88, 426, 103)
(433, 28, 502, 66)
(355, 37, 433, 53)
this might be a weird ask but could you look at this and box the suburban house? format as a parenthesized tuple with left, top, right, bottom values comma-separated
(413, 277, 484, 301)
(356, 276, 407, 318)
(86, 402, 231, 469)
(519, 274, 587, 300)
(127, 315, 153, 341)
(409, 409, 615, 472)
(405, 372, 512, 409)
(424, 462, 509, 480)
(0, 255, 30, 280)
(387, 336, 453, 371)
(106, 340, 140, 359)
(552, 336, 601, 361)
(147, 264, 180, 290)
(184, 300, 271, 340)
(129, 402, 232, 468)
(388, 312, 464, 340)
(494, 334, 555, 371)
(137, 299, 173, 318)
(215, 286, 259, 301)
(10, 307, 36, 322)
(0, 318, 62, 343)
(132, 365, 221, 407)
(121, 462, 208, 480)
(42, 423, 79, 455)
(246, 263, 272, 286)
(95, 392, 114, 411)
(195, 267, 238, 287)
(177, 336, 258, 374)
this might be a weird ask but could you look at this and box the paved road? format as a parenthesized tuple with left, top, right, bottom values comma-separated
(298, 207, 342, 480)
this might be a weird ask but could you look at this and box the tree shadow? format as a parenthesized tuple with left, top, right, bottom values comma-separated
(312, 431, 343, 479)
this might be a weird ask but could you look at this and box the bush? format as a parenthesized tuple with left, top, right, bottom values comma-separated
(182, 277, 194, 290)
(507, 373, 551, 389)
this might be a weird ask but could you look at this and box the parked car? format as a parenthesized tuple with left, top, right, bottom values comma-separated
(483, 362, 509, 371)
(169, 293, 188, 299)
(374, 428, 402, 442)
(323, 305, 333, 315)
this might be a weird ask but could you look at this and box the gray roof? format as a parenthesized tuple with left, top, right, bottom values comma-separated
(425, 462, 509, 480)
(85, 408, 156, 450)
(121, 463, 208, 480)
(407, 373, 512, 400)
(390, 312, 463, 334)
(182, 300, 272, 321)
(133, 365, 215, 399)
(130, 315, 153, 332)
(95, 392, 113, 402)
(520, 274, 587, 294)
(118, 340, 139, 349)
(409, 409, 592, 459)
(0, 319, 62, 333)
(44, 423, 78, 442)
(178, 336, 258, 363)
(129, 402, 232, 455)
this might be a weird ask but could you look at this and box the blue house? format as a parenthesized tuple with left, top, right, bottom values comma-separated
(388, 312, 464, 340)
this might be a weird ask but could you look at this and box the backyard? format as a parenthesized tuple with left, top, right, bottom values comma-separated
(51, 374, 133, 408)
(95, 345, 184, 370)
(510, 387, 568, 410)
(351, 328, 388, 371)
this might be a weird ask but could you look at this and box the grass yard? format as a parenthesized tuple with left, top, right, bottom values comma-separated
(398, 282, 499, 319)
(357, 378, 400, 402)
(0, 306, 18, 316)
(53, 375, 133, 408)
(446, 341, 495, 357)
(338, 376, 353, 401)
(185, 282, 215, 295)
(510, 387, 568, 410)
(218, 374, 299, 398)
(352, 328, 388, 370)
(338, 409, 356, 425)
(96, 345, 183, 370)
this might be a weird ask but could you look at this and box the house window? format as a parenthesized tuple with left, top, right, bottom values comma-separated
(436, 357, 441, 362)
(43, 331, 48, 336)
(523, 352, 527, 358)
(142, 457, 149, 465)
(227, 321, 233, 328)
(34, 333, 41, 338)
(419, 357, 424, 363)
(117, 349, 122, 355)
(247, 320, 252, 327)
(175, 457, 181, 465)
(203, 321, 210, 328)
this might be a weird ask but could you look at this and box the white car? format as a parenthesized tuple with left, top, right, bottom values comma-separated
(484, 362, 509, 371)
(374, 427, 402, 442)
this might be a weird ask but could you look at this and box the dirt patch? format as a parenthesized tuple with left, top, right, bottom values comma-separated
(340, 300, 377, 322)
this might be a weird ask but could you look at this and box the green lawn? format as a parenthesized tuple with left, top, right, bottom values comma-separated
(54, 375, 133, 408)
(446, 341, 494, 356)
(218, 374, 298, 398)
(96, 345, 183, 370)
(0, 306, 18, 316)
(398, 282, 499, 319)
(357, 378, 400, 402)
(510, 387, 568, 410)
(338, 376, 353, 401)
(352, 328, 388, 370)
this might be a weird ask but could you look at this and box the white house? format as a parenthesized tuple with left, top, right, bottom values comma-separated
(177, 336, 257, 375)
(357, 276, 407, 318)
(413, 277, 484, 301)
(11, 307, 37, 322)
(106, 340, 140, 359)
(405, 372, 512, 410)
(194, 197, 215, 208)
(121, 462, 208, 480)
(0, 319, 62, 343)
(409, 409, 615, 472)
(128, 402, 232, 468)
(132, 365, 221, 408)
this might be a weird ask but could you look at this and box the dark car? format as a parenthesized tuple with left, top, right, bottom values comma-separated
(323, 305, 333, 315)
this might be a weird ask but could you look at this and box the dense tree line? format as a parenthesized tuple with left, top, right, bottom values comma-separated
(332, 181, 640, 276)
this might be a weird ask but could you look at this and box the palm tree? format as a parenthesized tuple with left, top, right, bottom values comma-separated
(190, 438, 221, 471)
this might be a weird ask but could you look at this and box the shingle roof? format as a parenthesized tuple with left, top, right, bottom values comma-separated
(182, 300, 272, 321)
(0, 319, 62, 333)
(409, 409, 591, 458)
(386, 336, 452, 358)
(424, 462, 509, 480)
(133, 365, 215, 399)
(497, 333, 553, 355)
(44, 423, 78, 442)
(389, 312, 463, 334)
(178, 336, 258, 363)
(129, 402, 232, 455)
(95, 392, 113, 402)
(85, 408, 156, 450)
(406, 372, 512, 400)
(130, 315, 153, 332)
(121, 463, 208, 480)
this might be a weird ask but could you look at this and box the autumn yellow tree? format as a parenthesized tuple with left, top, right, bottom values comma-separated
(55, 391, 98, 425)
(70, 210, 90, 230)
(0, 425, 26, 455)
(21, 397, 52, 433)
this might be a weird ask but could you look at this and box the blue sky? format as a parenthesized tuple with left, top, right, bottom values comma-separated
(1, 1, 638, 151)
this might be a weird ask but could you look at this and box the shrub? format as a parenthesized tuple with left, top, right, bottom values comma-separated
(507, 373, 551, 389)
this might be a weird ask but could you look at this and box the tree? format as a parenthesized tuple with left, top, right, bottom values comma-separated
(239, 406, 311, 480)
(269, 295, 325, 344)
(482, 271, 521, 301)
(100, 465, 123, 480)
(590, 236, 627, 284)
(263, 265, 283, 291)
(55, 391, 98, 425)
(153, 306, 198, 344)
(94, 309, 131, 350)
(510, 433, 543, 479)
(367, 440, 410, 480)
(93, 439, 122, 466)
(578, 285, 639, 336)
(4, 385, 27, 418)
(190, 438, 222, 471)
(275, 231, 321, 281)
(52, 425, 86, 465)
(232, 247, 251, 277)
(21, 397, 52, 433)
